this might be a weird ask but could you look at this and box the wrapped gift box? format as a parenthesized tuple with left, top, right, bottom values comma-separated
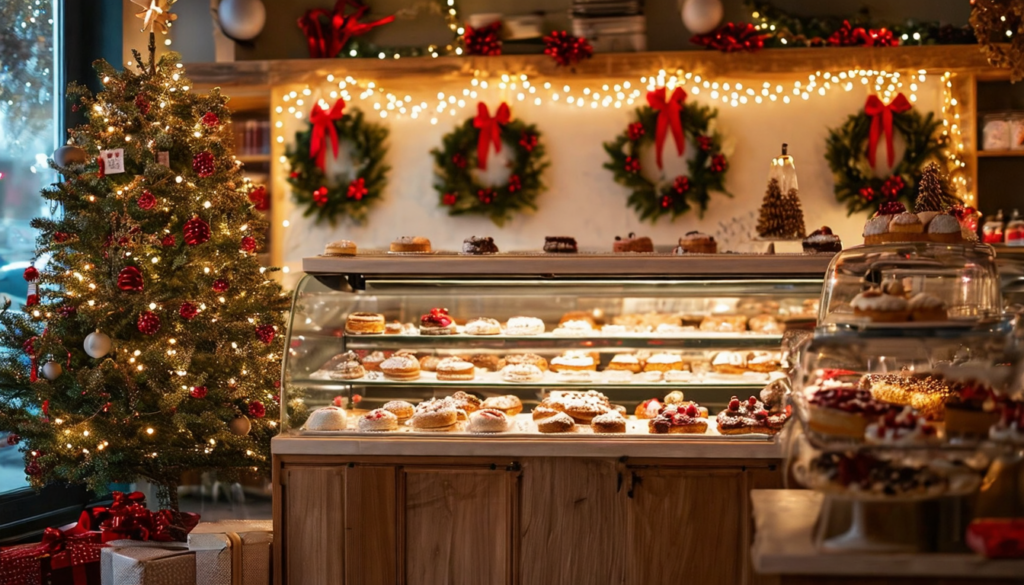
(100, 542, 194, 585)
(187, 520, 272, 585)
(0, 511, 103, 585)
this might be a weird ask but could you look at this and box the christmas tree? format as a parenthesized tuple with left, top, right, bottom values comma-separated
(756, 178, 806, 239)
(0, 9, 288, 513)
(915, 161, 962, 212)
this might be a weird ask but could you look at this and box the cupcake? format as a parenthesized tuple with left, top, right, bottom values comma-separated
(675, 231, 717, 254)
(908, 292, 947, 322)
(927, 214, 963, 244)
(851, 289, 910, 323)
(889, 212, 925, 242)
(802, 226, 842, 254)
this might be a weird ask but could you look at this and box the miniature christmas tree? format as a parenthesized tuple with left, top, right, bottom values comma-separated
(756, 144, 806, 239)
(0, 7, 288, 514)
(915, 161, 962, 212)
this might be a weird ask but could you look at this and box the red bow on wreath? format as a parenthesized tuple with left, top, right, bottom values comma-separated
(647, 87, 687, 170)
(309, 99, 346, 172)
(473, 102, 510, 171)
(298, 0, 395, 58)
(865, 93, 911, 170)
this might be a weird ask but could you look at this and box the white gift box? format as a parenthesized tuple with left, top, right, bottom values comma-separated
(100, 541, 195, 585)
(187, 520, 272, 585)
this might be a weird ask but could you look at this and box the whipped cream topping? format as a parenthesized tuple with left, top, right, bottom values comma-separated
(927, 214, 960, 234)
(863, 216, 891, 236)
(647, 353, 682, 364)
(891, 212, 922, 226)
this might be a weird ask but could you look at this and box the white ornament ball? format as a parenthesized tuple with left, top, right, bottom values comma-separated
(218, 0, 266, 41)
(42, 361, 63, 381)
(84, 330, 112, 359)
(54, 145, 87, 167)
(681, 0, 724, 35)
(229, 415, 252, 436)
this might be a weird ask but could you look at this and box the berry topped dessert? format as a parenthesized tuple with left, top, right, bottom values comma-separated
(716, 395, 788, 435)
(863, 201, 907, 245)
(806, 384, 898, 439)
(806, 452, 947, 497)
(634, 397, 663, 419)
(649, 402, 709, 434)
(613, 232, 654, 253)
(462, 236, 499, 255)
(945, 381, 1000, 437)
(802, 226, 842, 254)
(543, 236, 578, 253)
(674, 231, 717, 254)
(864, 406, 941, 445)
(420, 307, 456, 335)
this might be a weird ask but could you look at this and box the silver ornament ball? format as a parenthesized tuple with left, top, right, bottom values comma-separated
(84, 330, 112, 359)
(229, 415, 252, 436)
(218, 0, 266, 40)
(42, 361, 63, 381)
(54, 145, 87, 167)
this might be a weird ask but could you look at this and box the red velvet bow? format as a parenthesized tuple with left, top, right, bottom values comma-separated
(864, 93, 911, 169)
(0, 511, 100, 585)
(96, 491, 200, 543)
(647, 87, 687, 170)
(309, 99, 346, 172)
(298, 0, 395, 59)
(473, 102, 511, 171)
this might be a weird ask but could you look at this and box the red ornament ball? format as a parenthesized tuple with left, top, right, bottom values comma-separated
(192, 151, 216, 178)
(134, 94, 151, 115)
(313, 186, 329, 207)
(183, 217, 211, 246)
(137, 311, 161, 335)
(25, 294, 39, 307)
(240, 236, 257, 253)
(137, 190, 156, 210)
(255, 324, 276, 345)
(23, 266, 39, 281)
(673, 175, 691, 194)
(346, 178, 367, 201)
(5, 433, 19, 445)
(25, 461, 42, 476)
(161, 234, 176, 247)
(507, 174, 522, 193)
(179, 302, 199, 321)
(201, 112, 220, 127)
(628, 122, 645, 142)
(53, 232, 69, 243)
(248, 400, 266, 419)
(442, 193, 457, 206)
(248, 185, 269, 211)
(212, 279, 230, 293)
(190, 386, 208, 399)
(117, 266, 144, 292)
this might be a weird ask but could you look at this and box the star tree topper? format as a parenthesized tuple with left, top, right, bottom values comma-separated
(133, 0, 177, 34)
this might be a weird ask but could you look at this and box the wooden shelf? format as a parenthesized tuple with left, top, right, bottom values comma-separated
(185, 45, 995, 91)
(236, 153, 272, 164)
(977, 149, 1024, 157)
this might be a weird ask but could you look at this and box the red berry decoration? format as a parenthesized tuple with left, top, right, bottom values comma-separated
(190, 386, 208, 399)
(247, 185, 269, 211)
(543, 30, 593, 67)
(859, 186, 877, 202)
(451, 153, 467, 169)
(880, 175, 906, 199)
(183, 216, 211, 246)
(754, 409, 769, 420)
(710, 154, 728, 173)
(747, 396, 758, 407)
(312, 186, 329, 207)
(464, 21, 502, 56)
(628, 122, 645, 142)
(660, 195, 673, 208)
(691, 22, 769, 53)
(240, 236, 257, 253)
(25, 294, 39, 307)
(201, 112, 220, 127)
(673, 176, 690, 194)
(137, 190, 156, 210)
(507, 174, 522, 193)
(58, 305, 76, 318)
(477, 189, 496, 204)
(23, 266, 38, 281)
(685, 404, 699, 417)
(255, 325, 276, 344)
(192, 151, 215, 178)
(519, 132, 538, 152)
(179, 302, 199, 321)
(346, 178, 367, 201)
(442, 193, 457, 206)
(212, 279, 230, 293)
(877, 200, 907, 216)
(161, 234, 176, 247)
(728, 397, 741, 411)
(248, 400, 266, 419)
(697, 136, 714, 151)
(54, 232, 69, 243)
(134, 94, 150, 115)
(137, 311, 161, 335)
(117, 266, 144, 292)
(624, 156, 640, 174)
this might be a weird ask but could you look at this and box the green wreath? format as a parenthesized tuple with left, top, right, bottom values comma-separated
(285, 106, 389, 225)
(431, 103, 549, 227)
(603, 96, 730, 223)
(825, 97, 946, 216)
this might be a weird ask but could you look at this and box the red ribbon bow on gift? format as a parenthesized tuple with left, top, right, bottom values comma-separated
(864, 93, 911, 169)
(309, 99, 346, 172)
(298, 0, 395, 59)
(95, 491, 200, 543)
(473, 102, 511, 171)
(0, 510, 100, 585)
(647, 87, 687, 170)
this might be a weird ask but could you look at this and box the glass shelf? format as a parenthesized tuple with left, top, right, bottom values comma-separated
(330, 332, 786, 351)
(291, 376, 770, 392)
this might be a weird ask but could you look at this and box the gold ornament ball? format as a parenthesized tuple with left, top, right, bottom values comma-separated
(42, 361, 63, 380)
(229, 415, 252, 436)
(54, 145, 87, 167)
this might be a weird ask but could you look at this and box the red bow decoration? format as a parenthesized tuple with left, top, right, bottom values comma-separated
(647, 87, 687, 170)
(309, 99, 346, 172)
(0, 511, 101, 585)
(473, 102, 511, 171)
(298, 0, 395, 58)
(864, 93, 912, 169)
(94, 491, 200, 543)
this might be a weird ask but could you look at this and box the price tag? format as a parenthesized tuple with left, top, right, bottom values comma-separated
(157, 151, 170, 167)
(27, 282, 37, 296)
(100, 149, 125, 174)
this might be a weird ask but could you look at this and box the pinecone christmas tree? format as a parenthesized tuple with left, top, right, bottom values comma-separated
(756, 178, 807, 239)
(915, 161, 961, 212)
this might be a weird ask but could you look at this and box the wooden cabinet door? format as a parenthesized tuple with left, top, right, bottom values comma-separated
(403, 467, 515, 585)
(626, 468, 744, 585)
(346, 465, 398, 585)
(281, 466, 346, 585)
(519, 458, 627, 585)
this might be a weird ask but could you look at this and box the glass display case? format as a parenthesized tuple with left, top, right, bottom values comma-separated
(280, 253, 833, 436)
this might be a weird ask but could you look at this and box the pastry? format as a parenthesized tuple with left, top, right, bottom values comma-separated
(462, 236, 499, 255)
(881, 280, 907, 297)
(409, 400, 459, 431)
(465, 317, 501, 335)
(481, 395, 523, 416)
(380, 353, 421, 381)
(712, 351, 749, 374)
(328, 359, 366, 380)
(802, 226, 842, 254)
(419, 355, 441, 372)
(663, 390, 685, 405)
(863, 201, 907, 245)
(716, 396, 785, 435)
(635, 398, 663, 419)
(748, 314, 782, 334)
(323, 239, 357, 256)
(384, 321, 404, 334)
(390, 236, 431, 253)
(382, 400, 414, 422)
(865, 406, 941, 445)
(888, 212, 925, 241)
(536, 411, 576, 433)
(532, 405, 560, 420)
(558, 312, 597, 327)
(917, 211, 941, 229)
(601, 369, 634, 383)
(358, 409, 398, 432)
(465, 354, 501, 371)
(649, 403, 708, 434)
(305, 406, 348, 431)
(550, 353, 597, 372)
(699, 315, 748, 332)
(806, 452, 947, 498)
(643, 353, 683, 372)
(760, 378, 788, 413)
(639, 370, 663, 383)
(851, 289, 909, 323)
(806, 384, 896, 438)
(362, 351, 386, 371)
(747, 351, 781, 373)
(501, 364, 544, 383)
(677, 231, 717, 254)
(468, 409, 512, 432)
(552, 320, 595, 336)
(613, 232, 654, 253)
(541, 390, 612, 423)
(557, 370, 594, 383)
(607, 354, 642, 373)
(345, 312, 385, 335)
(543, 236, 578, 253)
(862, 216, 891, 246)
(927, 214, 963, 244)
(592, 411, 627, 433)
(420, 307, 455, 335)
(945, 383, 1000, 437)
(505, 316, 545, 335)
(663, 370, 695, 383)
(448, 391, 482, 413)
(498, 353, 548, 371)
(908, 292, 947, 322)
(436, 357, 475, 381)
(655, 323, 693, 335)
